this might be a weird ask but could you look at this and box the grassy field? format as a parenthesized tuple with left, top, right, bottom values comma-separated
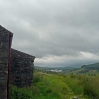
(10, 70, 99, 99)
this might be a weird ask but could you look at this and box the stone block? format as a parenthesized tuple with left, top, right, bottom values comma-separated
(0, 25, 13, 99)
(0, 65, 7, 70)
(10, 49, 35, 87)
(0, 34, 9, 42)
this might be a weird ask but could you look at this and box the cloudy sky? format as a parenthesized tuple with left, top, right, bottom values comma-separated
(0, 0, 99, 67)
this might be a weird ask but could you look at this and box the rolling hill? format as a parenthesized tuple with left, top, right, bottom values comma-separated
(81, 62, 99, 70)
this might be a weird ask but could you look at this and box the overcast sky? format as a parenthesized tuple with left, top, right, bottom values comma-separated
(0, 0, 99, 67)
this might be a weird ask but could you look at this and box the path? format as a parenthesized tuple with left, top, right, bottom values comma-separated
(39, 72, 89, 99)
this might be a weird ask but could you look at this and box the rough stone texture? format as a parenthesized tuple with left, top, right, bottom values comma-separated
(10, 49, 35, 87)
(0, 25, 35, 99)
(0, 25, 13, 99)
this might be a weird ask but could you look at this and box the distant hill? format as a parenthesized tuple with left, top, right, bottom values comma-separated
(34, 66, 57, 70)
(59, 62, 99, 74)
(34, 65, 78, 71)
(70, 62, 99, 74)
(35, 62, 99, 74)
(81, 62, 99, 70)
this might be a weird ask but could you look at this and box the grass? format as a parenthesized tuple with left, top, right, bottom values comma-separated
(10, 71, 99, 99)
(83, 76, 99, 99)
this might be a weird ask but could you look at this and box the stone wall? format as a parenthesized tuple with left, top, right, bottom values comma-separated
(10, 49, 35, 87)
(0, 25, 13, 99)
(0, 25, 35, 99)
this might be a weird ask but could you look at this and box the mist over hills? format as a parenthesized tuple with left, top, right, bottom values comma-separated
(35, 62, 99, 72)
(81, 62, 99, 70)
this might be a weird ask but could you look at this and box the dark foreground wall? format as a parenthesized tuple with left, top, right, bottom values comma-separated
(10, 49, 35, 87)
(0, 25, 13, 99)
(0, 25, 35, 99)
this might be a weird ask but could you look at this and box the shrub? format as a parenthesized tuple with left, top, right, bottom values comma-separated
(64, 75, 84, 94)
(10, 86, 32, 99)
(83, 77, 99, 99)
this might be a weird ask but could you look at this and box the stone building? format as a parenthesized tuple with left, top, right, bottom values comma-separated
(0, 25, 35, 99)
(0, 25, 13, 99)
(10, 49, 35, 87)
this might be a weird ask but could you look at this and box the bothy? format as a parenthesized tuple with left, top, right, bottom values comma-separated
(10, 49, 35, 87)
(0, 25, 13, 99)
(0, 25, 35, 99)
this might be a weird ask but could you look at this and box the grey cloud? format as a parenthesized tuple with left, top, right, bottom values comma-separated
(0, 0, 99, 67)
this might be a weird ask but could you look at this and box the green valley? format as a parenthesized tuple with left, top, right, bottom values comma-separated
(10, 69, 99, 99)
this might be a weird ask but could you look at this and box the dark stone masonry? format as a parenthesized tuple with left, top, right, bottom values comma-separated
(0, 25, 13, 99)
(10, 49, 35, 87)
(0, 25, 35, 99)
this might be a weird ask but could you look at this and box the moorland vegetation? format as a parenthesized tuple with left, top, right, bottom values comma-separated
(10, 68, 99, 99)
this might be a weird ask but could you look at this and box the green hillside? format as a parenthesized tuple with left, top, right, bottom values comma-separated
(63, 62, 99, 74)
(35, 62, 99, 73)
(81, 62, 99, 70)
(10, 63, 99, 99)
(10, 71, 91, 99)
